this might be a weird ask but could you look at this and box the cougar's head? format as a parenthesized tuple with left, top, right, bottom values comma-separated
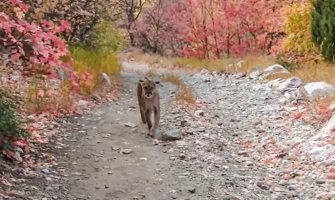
(139, 77, 160, 98)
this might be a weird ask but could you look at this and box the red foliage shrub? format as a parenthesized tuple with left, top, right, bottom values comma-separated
(0, 0, 73, 79)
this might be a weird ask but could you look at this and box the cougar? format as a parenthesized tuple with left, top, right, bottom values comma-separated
(137, 77, 160, 137)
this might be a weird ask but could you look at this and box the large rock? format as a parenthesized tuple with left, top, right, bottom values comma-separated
(277, 77, 302, 92)
(101, 72, 112, 92)
(322, 114, 335, 132)
(57, 67, 68, 80)
(303, 82, 335, 99)
(235, 60, 244, 70)
(10, 71, 21, 81)
(248, 68, 263, 79)
(101, 72, 111, 87)
(261, 64, 289, 79)
(264, 64, 289, 75)
(161, 129, 182, 141)
(266, 78, 286, 88)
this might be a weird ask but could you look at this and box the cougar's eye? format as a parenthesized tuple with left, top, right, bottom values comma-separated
(144, 86, 148, 90)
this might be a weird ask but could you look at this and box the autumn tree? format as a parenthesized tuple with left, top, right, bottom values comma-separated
(24, 0, 117, 43)
(283, 2, 314, 53)
(0, 0, 72, 75)
(128, 0, 308, 59)
(113, 0, 147, 46)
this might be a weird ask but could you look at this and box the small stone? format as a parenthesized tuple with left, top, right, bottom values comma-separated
(276, 149, 289, 158)
(181, 120, 190, 127)
(245, 161, 254, 167)
(138, 193, 146, 198)
(279, 180, 289, 186)
(72, 172, 82, 176)
(120, 149, 133, 154)
(123, 122, 137, 128)
(185, 130, 194, 135)
(237, 151, 248, 156)
(187, 187, 196, 194)
(179, 154, 186, 160)
(256, 181, 270, 190)
(194, 110, 204, 117)
(92, 94, 102, 103)
(14, 152, 23, 162)
(112, 146, 120, 151)
(288, 185, 296, 191)
(315, 180, 326, 184)
(41, 168, 50, 174)
(78, 100, 89, 106)
(161, 129, 182, 141)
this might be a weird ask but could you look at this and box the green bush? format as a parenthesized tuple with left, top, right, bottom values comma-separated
(275, 56, 296, 71)
(70, 46, 121, 76)
(312, 0, 335, 62)
(84, 21, 126, 53)
(69, 21, 124, 95)
(69, 45, 121, 95)
(0, 88, 27, 142)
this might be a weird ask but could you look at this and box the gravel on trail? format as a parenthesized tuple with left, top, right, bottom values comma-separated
(1, 61, 334, 200)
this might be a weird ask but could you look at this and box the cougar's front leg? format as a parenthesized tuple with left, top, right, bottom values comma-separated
(140, 106, 146, 124)
(145, 109, 153, 137)
(151, 106, 160, 136)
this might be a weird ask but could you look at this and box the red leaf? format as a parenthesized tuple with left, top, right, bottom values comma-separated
(12, 139, 28, 147)
(293, 112, 303, 120)
(10, 53, 21, 61)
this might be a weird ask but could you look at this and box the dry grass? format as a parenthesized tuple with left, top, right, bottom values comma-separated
(145, 68, 159, 78)
(124, 52, 335, 85)
(26, 79, 77, 115)
(175, 85, 196, 107)
(291, 62, 335, 85)
(121, 51, 276, 73)
(172, 55, 276, 74)
(161, 73, 183, 86)
(159, 72, 196, 107)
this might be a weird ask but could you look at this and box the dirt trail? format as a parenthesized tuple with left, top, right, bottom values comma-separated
(11, 61, 331, 200)
(57, 67, 203, 200)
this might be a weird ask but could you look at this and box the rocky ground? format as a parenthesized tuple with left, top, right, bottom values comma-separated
(1, 61, 335, 200)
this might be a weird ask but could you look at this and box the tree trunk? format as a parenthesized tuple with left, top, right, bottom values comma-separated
(127, 23, 135, 46)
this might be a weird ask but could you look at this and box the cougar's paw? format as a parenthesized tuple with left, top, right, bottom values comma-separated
(148, 130, 155, 138)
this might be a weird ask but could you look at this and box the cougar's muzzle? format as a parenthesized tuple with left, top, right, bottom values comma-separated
(145, 92, 153, 98)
